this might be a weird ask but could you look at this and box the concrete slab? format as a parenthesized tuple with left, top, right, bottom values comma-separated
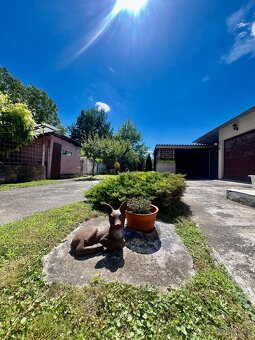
(0, 179, 99, 225)
(226, 189, 255, 208)
(183, 180, 255, 304)
(43, 217, 195, 291)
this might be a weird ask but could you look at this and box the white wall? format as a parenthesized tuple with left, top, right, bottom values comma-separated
(218, 111, 255, 179)
(156, 162, 176, 173)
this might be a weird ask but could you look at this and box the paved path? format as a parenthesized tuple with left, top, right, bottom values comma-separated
(183, 180, 255, 304)
(0, 180, 99, 226)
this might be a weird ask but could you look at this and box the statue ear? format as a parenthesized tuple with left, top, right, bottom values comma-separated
(102, 203, 113, 215)
(119, 201, 127, 214)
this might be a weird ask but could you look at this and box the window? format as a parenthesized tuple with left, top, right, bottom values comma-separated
(62, 150, 72, 157)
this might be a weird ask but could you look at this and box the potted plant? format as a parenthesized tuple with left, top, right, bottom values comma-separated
(125, 198, 159, 233)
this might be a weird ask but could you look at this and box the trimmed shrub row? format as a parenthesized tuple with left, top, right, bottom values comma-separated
(85, 172, 186, 212)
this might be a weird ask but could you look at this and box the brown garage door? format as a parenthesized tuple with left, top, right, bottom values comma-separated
(224, 129, 255, 181)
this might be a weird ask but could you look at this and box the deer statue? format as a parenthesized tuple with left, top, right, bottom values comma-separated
(70, 201, 127, 256)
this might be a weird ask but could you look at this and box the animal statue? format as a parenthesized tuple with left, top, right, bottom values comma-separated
(71, 201, 127, 256)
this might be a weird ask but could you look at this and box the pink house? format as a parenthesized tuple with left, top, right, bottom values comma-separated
(0, 123, 81, 183)
(40, 133, 81, 179)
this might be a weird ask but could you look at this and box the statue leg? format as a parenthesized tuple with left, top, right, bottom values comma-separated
(76, 241, 104, 256)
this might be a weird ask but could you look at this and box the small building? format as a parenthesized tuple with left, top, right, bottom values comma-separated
(194, 106, 255, 181)
(154, 144, 218, 179)
(0, 123, 81, 183)
(34, 123, 81, 179)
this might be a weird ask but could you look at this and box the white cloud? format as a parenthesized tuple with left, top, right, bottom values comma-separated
(251, 21, 255, 37)
(202, 76, 210, 82)
(237, 22, 249, 29)
(223, 1, 255, 63)
(95, 102, 111, 112)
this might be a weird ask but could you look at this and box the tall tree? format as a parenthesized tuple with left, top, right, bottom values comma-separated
(0, 67, 62, 128)
(116, 119, 148, 170)
(145, 154, 153, 171)
(0, 67, 26, 103)
(25, 85, 60, 126)
(69, 108, 112, 143)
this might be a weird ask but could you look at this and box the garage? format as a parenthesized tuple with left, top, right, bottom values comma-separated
(224, 129, 255, 181)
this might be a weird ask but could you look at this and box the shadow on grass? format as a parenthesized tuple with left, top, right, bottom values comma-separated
(158, 201, 192, 224)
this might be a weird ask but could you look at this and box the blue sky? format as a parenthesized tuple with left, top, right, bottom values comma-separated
(1, 0, 255, 149)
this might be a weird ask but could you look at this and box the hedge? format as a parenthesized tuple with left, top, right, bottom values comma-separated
(85, 172, 186, 212)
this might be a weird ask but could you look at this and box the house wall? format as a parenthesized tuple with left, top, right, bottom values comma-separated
(41, 135, 81, 178)
(156, 161, 176, 173)
(218, 111, 255, 179)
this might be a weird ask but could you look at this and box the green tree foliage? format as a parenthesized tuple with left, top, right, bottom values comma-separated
(25, 85, 60, 126)
(82, 136, 140, 174)
(0, 68, 26, 103)
(69, 108, 112, 143)
(116, 119, 148, 170)
(0, 92, 36, 151)
(0, 67, 62, 128)
(145, 153, 153, 171)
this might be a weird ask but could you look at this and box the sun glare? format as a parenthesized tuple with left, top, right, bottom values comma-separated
(113, 0, 148, 15)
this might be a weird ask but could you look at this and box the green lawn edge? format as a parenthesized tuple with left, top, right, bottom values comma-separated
(0, 179, 62, 191)
(0, 203, 254, 339)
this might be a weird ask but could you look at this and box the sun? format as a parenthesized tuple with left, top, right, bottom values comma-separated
(113, 0, 148, 16)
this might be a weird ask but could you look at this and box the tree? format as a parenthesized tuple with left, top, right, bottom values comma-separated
(145, 154, 153, 171)
(69, 108, 112, 143)
(25, 85, 60, 127)
(82, 136, 139, 175)
(0, 67, 62, 128)
(0, 92, 36, 151)
(0, 67, 26, 103)
(116, 119, 148, 170)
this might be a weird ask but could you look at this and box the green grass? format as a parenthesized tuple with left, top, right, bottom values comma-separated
(0, 179, 61, 191)
(0, 203, 254, 339)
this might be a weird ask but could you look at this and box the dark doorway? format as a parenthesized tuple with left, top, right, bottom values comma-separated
(175, 148, 218, 179)
(51, 142, 62, 179)
(224, 129, 255, 181)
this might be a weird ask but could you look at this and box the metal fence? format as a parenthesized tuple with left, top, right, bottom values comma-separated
(0, 139, 44, 166)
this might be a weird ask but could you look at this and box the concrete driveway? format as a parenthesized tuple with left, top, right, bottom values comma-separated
(0, 179, 99, 226)
(183, 180, 255, 304)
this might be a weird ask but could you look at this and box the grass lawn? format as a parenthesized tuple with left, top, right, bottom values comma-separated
(0, 179, 61, 191)
(0, 202, 254, 339)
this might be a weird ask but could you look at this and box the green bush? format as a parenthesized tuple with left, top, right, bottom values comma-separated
(85, 172, 186, 212)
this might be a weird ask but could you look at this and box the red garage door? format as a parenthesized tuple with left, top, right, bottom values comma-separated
(224, 129, 255, 181)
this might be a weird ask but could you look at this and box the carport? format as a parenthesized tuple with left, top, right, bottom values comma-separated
(154, 144, 218, 179)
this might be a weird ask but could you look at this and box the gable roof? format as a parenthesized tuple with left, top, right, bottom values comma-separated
(193, 106, 255, 144)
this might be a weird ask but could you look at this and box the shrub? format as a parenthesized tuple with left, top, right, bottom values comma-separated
(127, 197, 151, 214)
(85, 172, 186, 212)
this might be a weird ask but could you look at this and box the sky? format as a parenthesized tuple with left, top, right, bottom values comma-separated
(1, 0, 255, 149)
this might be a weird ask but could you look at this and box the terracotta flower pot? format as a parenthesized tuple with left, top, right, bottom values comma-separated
(126, 204, 159, 233)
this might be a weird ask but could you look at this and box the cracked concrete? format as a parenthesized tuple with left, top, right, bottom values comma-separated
(183, 180, 255, 304)
(43, 217, 195, 291)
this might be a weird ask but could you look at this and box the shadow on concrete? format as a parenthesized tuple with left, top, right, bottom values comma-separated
(158, 201, 192, 224)
(69, 248, 104, 261)
(95, 249, 125, 272)
(74, 177, 99, 182)
(124, 228, 162, 254)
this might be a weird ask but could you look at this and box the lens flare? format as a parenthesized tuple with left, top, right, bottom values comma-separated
(63, 0, 149, 64)
(113, 0, 148, 15)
